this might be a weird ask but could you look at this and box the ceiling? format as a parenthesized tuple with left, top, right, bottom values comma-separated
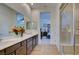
(4, 3, 31, 17)
(29, 3, 59, 9)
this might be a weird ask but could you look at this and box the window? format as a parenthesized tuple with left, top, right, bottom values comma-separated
(16, 13, 24, 27)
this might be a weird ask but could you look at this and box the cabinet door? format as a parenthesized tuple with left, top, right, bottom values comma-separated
(27, 45, 32, 55)
(16, 40, 26, 55)
(26, 38, 32, 55)
(5, 43, 20, 55)
(27, 38, 32, 47)
(0, 50, 5, 55)
(7, 51, 16, 55)
(35, 35, 38, 45)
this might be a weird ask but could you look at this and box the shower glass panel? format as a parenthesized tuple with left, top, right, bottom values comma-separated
(74, 4, 79, 55)
(60, 4, 74, 54)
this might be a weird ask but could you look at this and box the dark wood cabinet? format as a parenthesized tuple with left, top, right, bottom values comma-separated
(0, 35, 38, 55)
(7, 51, 16, 55)
(26, 38, 33, 55)
(32, 37, 36, 48)
(0, 50, 5, 55)
(26, 45, 32, 55)
(16, 40, 26, 55)
(5, 43, 20, 55)
(34, 35, 38, 44)
(26, 35, 38, 55)
(27, 38, 32, 47)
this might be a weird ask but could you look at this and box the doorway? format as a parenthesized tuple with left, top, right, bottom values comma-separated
(40, 12, 51, 44)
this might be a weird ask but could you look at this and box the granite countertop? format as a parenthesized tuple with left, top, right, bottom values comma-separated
(0, 31, 38, 51)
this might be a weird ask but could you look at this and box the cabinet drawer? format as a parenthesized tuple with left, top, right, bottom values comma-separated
(21, 40, 26, 46)
(0, 50, 5, 55)
(27, 38, 32, 42)
(27, 40, 32, 47)
(5, 43, 20, 54)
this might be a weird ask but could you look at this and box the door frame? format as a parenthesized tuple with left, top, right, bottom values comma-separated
(38, 11, 52, 44)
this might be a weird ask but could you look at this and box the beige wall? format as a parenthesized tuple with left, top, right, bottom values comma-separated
(0, 3, 32, 36)
(0, 4, 16, 36)
(31, 9, 40, 30)
(31, 9, 40, 43)
(52, 6, 60, 50)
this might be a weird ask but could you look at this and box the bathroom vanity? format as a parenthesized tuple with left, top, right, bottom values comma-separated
(0, 31, 38, 55)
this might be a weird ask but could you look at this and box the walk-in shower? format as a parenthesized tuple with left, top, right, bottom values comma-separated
(60, 3, 79, 55)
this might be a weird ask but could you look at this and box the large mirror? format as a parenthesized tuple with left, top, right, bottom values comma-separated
(16, 13, 24, 27)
